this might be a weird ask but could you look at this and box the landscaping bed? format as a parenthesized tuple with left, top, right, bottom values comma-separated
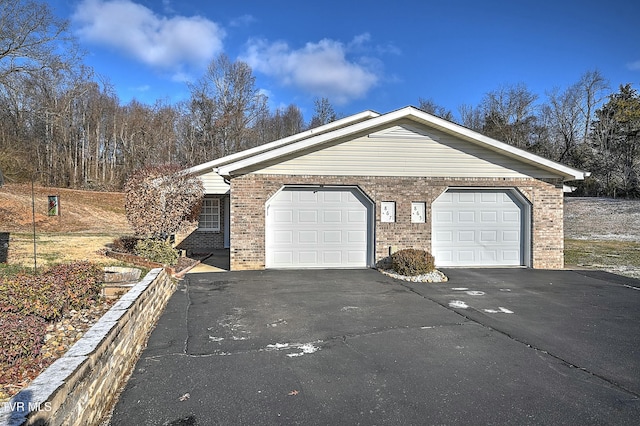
(0, 262, 112, 402)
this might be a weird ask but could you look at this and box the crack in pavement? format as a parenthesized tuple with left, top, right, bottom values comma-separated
(398, 281, 640, 400)
(182, 277, 193, 354)
(143, 323, 452, 361)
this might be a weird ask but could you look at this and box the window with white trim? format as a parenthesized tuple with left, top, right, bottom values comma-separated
(199, 198, 220, 231)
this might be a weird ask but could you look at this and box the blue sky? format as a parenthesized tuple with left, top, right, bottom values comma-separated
(50, 0, 640, 121)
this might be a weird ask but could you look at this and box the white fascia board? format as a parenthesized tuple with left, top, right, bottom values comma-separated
(183, 110, 380, 177)
(218, 106, 588, 182)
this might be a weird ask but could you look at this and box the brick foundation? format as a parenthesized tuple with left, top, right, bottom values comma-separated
(230, 174, 564, 271)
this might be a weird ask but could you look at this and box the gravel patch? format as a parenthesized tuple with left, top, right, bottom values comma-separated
(378, 268, 448, 283)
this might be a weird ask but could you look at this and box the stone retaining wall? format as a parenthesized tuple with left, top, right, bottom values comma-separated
(0, 268, 176, 426)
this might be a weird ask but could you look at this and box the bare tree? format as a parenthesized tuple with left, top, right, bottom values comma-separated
(418, 97, 454, 121)
(458, 103, 483, 132)
(480, 83, 539, 149)
(0, 0, 79, 84)
(578, 70, 609, 144)
(309, 97, 337, 129)
(188, 54, 267, 158)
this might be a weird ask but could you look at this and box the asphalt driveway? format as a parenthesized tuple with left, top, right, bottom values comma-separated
(108, 269, 640, 425)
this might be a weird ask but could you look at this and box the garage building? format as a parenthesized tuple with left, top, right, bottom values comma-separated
(180, 106, 588, 270)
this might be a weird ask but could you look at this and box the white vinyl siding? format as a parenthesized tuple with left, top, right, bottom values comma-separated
(199, 198, 220, 231)
(200, 172, 230, 195)
(254, 124, 561, 179)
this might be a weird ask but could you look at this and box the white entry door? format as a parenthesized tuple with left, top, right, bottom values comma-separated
(266, 187, 371, 268)
(432, 189, 525, 267)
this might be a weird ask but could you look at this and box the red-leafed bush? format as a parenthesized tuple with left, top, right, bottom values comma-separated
(0, 261, 103, 320)
(124, 164, 204, 239)
(0, 261, 105, 393)
(391, 249, 435, 276)
(0, 313, 47, 366)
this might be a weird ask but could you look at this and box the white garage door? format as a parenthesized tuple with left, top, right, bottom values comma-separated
(266, 187, 372, 268)
(432, 189, 525, 267)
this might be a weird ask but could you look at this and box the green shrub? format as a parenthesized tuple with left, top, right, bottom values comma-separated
(135, 239, 179, 265)
(391, 249, 435, 276)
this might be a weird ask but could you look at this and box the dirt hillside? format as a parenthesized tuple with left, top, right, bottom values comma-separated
(0, 183, 131, 234)
(0, 183, 132, 268)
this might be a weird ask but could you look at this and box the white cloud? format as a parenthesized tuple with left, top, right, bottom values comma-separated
(241, 35, 381, 105)
(628, 60, 640, 71)
(73, 0, 225, 79)
(229, 14, 256, 27)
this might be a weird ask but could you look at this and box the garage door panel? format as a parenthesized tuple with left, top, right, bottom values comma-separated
(481, 192, 498, 203)
(435, 211, 453, 223)
(436, 231, 453, 242)
(459, 193, 475, 203)
(298, 230, 317, 244)
(458, 250, 475, 262)
(322, 230, 342, 243)
(323, 191, 342, 202)
(502, 250, 520, 261)
(480, 230, 497, 242)
(481, 211, 497, 222)
(433, 189, 525, 267)
(274, 231, 293, 244)
(323, 252, 342, 264)
(272, 251, 293, 265)
(502, 230, 520, 242)
(299, 251, 318, 264)
(298, 210, 317, 223)
(348, 210, 366, 223)
(458, 211, 475, 222)
(298, 191, 317, 202)
(348, 230, 366, 243)
(457, 230, 475, 242)
(267, 188, 371, 268)
(323, 211, 342, 222)
(274, 211, 293, 223)
(480, 251, 497, 262)
(503, 211, 520, 222)
(348, 251, 366, 263)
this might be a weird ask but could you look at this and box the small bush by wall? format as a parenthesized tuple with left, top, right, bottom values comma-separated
(134, 239, 179, 265)
(391, 249, 435, 276)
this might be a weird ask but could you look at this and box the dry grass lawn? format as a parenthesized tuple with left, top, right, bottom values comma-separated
(1, 183, 132, 269)
(564, 197, 640, 278)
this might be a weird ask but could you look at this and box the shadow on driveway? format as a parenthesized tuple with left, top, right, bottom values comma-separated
(108, 269, 640, 425)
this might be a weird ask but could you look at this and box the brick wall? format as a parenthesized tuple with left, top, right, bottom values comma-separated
(230, 174, 565, 270)
(0, 269, 176, 426)
(175, 196, 227, 255)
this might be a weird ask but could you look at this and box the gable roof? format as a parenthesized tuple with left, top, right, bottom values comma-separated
(183, 109, 380, 176)
(191, 106, 589, 183)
